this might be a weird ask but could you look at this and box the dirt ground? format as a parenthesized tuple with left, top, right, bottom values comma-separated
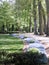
(23, 33, 49, 65)
(22, 33, 49, 57)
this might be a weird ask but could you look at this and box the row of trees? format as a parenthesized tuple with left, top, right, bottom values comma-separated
(15, 0, 49, 36)
(0, 0, 49, 36)
(0, 1, 15, 32)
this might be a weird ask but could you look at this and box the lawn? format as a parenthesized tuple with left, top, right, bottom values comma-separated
(0, 34, 23, 53)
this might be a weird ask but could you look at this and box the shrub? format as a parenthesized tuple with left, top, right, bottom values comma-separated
(29, 48, 40, 53)
(0, 51, 48, 65)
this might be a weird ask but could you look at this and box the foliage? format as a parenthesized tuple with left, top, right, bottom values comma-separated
(29, 48, 40, 53)
(0, 0, 49, 35)
(0, 1, 15, 32)
(0, 51, 48, 65)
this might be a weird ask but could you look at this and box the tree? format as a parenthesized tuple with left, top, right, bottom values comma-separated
(38, 0, 44, 35)
(0, 1, 15, 32)
(45, 0, 49, 36)
(33, 0, 38, 34)
(15, 0, 34, 32)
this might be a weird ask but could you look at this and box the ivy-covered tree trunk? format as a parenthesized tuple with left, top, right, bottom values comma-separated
(45, 0, 49, 36)
(38, 0, 44, 35)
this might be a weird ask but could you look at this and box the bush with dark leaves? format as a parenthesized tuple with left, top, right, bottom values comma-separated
(0, 51, 48, 65)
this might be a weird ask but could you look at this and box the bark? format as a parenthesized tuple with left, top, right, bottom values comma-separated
(29, 16, 32, 32)
(2, 24, 4, 31)
(43, 13, 47, 34)
(38, 0, 44, 35)
(46, 14, 49, 36)
(12, 24, 14, 31)
(45, 0, 49, 36)
(33, 0, 38, 34)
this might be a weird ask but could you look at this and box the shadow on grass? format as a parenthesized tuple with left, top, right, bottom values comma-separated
(0, 41, 23, 45)
(0, 48, 22, 51)
(0, 34, 19, 39)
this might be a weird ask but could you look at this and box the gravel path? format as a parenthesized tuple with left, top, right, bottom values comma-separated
(23, 33, 49, 58)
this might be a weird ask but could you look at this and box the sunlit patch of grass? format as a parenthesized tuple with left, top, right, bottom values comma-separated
(0, 34, 23, 53)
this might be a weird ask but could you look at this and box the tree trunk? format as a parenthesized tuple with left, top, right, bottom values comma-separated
(29, 1, 33, 33)
(29, 16, 32, 32)
(43, 13, 47, 34)
(12, 24, 14, 31)
(33, 0, 38, 35)
(45, 0, 49, 36)
(46, 14, 49, 36)
(38, 0, 44, 35)
(2, 24, 5, 33)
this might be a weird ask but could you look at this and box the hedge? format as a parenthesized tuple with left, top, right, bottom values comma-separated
(0, 51, 48, 65)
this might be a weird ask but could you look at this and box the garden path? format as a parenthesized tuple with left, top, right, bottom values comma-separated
(23, 33, 49, 58)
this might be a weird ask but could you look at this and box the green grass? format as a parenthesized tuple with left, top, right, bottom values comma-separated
(0, 34, 23, 53)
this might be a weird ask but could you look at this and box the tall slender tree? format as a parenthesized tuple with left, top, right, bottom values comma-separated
(45, 0, 49, 36)
(33, 0, 38, 34)
(38, 0, 44, 35)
